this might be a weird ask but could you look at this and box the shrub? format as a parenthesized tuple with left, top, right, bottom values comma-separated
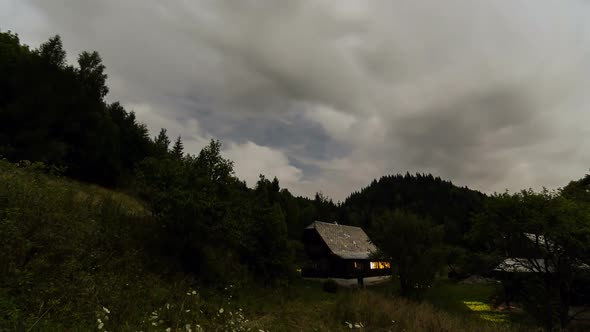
(322, 279, 338, 293)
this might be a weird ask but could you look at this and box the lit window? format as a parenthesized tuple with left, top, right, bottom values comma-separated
(370, 261, 390, 269)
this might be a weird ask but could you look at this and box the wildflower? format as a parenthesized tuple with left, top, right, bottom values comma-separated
(98, 322, 104, 330)
(345, 321, 353, 329)
(152, 322, 157, 326)
(102, 306, 111, 314)
(219, 308, 224, 314)
(166, 303, 170, 310)
(186, 292, 191, 296)
(354, 323, 361, 328)
(191, 290, 197, 295)
(185, 309, 191, 313)
(165, 328, 171, 332)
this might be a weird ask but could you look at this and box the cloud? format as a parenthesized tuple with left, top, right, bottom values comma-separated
(3, 0, 590, 200)
(223, 141, 303, 189)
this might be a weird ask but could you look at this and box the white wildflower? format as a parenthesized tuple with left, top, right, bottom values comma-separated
(102, 306, 110, 314)
(345, 321, 353, 329)
(191, 290, 197, 295)
(165, 328, 171, 332)
(165, 303, 170, 310)
(97, 318, 103, 324)
(185, 309, 191, 313)
(219, 308, 224, 314)
(98, 322, 104, 330)
(354, 323, 361, 328)
(152, 322, 157, 326)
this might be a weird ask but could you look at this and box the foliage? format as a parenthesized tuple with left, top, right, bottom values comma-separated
(342, 173, 486, 246)
(0, 31, 153, 186)
(0, 160, 161, 329)
(136, 141, 294, 284)
(369, 210, 447, 298)
(470, 189, 590, 329)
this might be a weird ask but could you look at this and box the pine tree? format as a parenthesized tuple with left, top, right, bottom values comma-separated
(37, 35, 66, 67)
(172, 136, 184, 159)
(153, 128, 170, 157)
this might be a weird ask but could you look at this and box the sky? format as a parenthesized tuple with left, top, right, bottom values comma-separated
(2, 0, 590, 201)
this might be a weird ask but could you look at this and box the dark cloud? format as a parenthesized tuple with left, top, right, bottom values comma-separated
(3, 0, 590, 199)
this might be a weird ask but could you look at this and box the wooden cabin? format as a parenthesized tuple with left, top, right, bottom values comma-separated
(302, 221, 391, 279)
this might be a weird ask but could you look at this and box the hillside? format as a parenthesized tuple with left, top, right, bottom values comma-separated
(342, 173, 486, 245)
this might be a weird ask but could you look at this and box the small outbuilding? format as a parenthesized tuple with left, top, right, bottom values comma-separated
(302, 221, 391, 280)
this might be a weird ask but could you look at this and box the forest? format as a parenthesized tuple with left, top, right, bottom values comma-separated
(1, 31, 590, 331)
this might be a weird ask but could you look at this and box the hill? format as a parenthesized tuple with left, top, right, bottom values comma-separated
(342, 173, 486, 244)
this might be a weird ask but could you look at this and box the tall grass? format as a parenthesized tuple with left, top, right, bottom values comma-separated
(0, 160, 182, 330)
(333, 290, 522, 332)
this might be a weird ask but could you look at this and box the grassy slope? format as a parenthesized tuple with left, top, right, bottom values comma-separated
(237, 279, 527, 331)
(0, 161, 531, 331)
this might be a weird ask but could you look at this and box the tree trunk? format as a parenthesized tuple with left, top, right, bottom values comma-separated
(558, 278, 572, 328)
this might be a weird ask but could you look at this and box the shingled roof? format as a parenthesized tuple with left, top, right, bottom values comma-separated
(306, 221, 378, 259)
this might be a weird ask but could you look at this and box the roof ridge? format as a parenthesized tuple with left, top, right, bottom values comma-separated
(314, 220, 362, 229)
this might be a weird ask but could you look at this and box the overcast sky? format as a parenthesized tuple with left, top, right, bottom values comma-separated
(3, 0, 590, 201)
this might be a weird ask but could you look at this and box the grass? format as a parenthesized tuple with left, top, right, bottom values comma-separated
(423, 279, 502, 317)
(230, 278, 526, 331)
(423, 278, 539, 327)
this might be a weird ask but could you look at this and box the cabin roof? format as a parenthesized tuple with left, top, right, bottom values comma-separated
(306, 221, 378, 259)
(493, 258, 552, 273)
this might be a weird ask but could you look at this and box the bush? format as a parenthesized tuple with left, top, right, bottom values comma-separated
(322, 279, 338, 293)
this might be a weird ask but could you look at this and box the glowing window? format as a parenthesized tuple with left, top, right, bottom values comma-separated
(370, 261, 391, 269)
